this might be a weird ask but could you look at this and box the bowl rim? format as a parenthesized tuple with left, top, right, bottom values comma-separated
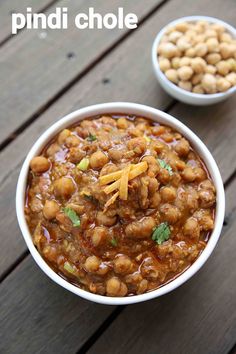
(152, 15, 236, 100)
(16, 102, 225, 305)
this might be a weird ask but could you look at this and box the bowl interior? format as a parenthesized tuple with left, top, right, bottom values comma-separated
(152, 16, 236, 100)
(16, 102, 225, 305)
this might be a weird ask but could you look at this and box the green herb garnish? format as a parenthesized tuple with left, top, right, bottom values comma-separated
(78, 157, 90, 171)
(64, 261, 76, 274)
(110, 238, 118, 247)
(158, 159, 173, 175)
(152, 222, 171, 245)
(87, 133, 97, 142)
(144, 135, 151, 143)
(63, 207, 81, 227)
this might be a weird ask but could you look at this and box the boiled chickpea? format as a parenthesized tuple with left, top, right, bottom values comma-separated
(91, 227, 108, 246)
(226, 72, 236, 85)
(191, 57, 206, 73)
(183, 217, 200, 239)
(220, 32, 232, 43)
(216, 77, 231, 92)
(185, 48, 196, 57)
(114, 255, 132, 274)
(194, 43, 208, 57)
(30, 156, 50, 173)
(176, 37, 191, 51)
(165, 69, 179, 83)
(90, 150, 109, 169)
(205, 65, 217, 75)
(159, 58, 171, 72)
(205, 29, 217, 39)
(175, 22, 188, 32)
(219, 42, 233, 59)
(171, 57, 181, 69)
(168, 30, 182, 43)
(194, 167, 206, 182)
(117, 117, 128, 129)
(206, 53, 221, 65)
(160, 203, 181, 224)
(54, 177, 75, 199)
(177, 66, 193, 81)
(158, 42, 178, 58)
(84, 256, 101, 272)
(96, 211, 116, 226)
(106, 277, 128, 297)
(43, 200, 60, 220)
(57, 129, 71, 145)
(216, 60, 230, 75)
(201, 73, 217, 93)
(174, 138, 190, 157)
(127, 137, 147, 155)
(182, 167, 196, 182)
(206, 37, 219, 53)
(193, 84, 204, 94)
(160, 186, 176, 202)
(211, 23, 225, 35)
(178, 80, 192, 91)
(227, 58, 236, 72)
(179, 57, 191, 67)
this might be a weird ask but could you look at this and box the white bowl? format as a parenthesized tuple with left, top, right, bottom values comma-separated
(16, 102, 225, 305)
(152, 16, 236, 105)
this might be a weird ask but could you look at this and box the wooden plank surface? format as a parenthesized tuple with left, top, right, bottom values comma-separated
(87, 178, 236, 354)
(0, 0, 163, 144)
(0, 0, 236, 278)
(0, 0, 57, 44)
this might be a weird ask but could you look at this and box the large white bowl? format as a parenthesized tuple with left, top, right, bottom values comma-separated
(152, 16, 236, 105)
(16, 102, 225, 305)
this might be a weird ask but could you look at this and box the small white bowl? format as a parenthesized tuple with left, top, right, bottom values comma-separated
(152, 16, 236, 105)
(16, 102, 225, 305)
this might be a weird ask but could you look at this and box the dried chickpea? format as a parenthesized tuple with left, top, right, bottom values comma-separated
(159, 58, 171, 72)
(165, 69, 179, 83)
(206, 37, 219, 53)
(158, 42, 178, 58)
(206, 53, 221, 65)
(216, 77, 231, 92)
(177, 66, 193, 81)
(201, 73, 217, 93)
(194, 43, 208, 57)
(191, 57, 206, 74)
(191, 73, 203, 85)
(225, 72, 236, 85)
(178, 81, 192, 91)
(205, 65, 217, 75)
(216, 60, 230, 75)
(193, 84, 204, 94)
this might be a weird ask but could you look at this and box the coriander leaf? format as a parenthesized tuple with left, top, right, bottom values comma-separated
(152, 222, 171, 245)
(158, 159, 173, 175)
(87, 133, 97, 142)
(63, 207, 81, 227)
(110, 238, 118, 247)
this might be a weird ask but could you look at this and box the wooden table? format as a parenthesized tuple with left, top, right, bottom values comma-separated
(1, 1, 236, 353)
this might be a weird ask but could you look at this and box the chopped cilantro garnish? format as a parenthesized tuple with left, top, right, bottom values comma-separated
(63, 207, 81, 227)
(144, 135, 151, 143)
(158, 159, 173, 175)
(110, 238, 118, 247)
(152, 222, 171, 245)
(87, 133, 97, 142)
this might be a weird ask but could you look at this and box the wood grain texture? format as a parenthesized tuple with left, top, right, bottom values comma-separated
(0, 256, 114, 354)
(87, 178, 236, 354)
(1, 0, 236, 278)
(0, 0, 57, 44)
(0, 0, 162, 144)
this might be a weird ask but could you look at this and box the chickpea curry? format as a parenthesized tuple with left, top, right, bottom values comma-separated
(25, 115, 216, 297)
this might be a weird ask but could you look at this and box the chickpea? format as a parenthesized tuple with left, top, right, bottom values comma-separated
(46, 143, 60, 157)
(174, 138, 190, 157)
(159, 58, 171, 72)
(58, 129, 71, 145)
(114, 255, 132, 274)
(198, 189, 216, 208)
(194, 43, 208, 57)
(179, 57, 191, 67)
(65, 135, 80, 147)
(216, 77, 231, 92)
(185, 48, 196, 57)
(211, 23, 225, 35)
(206, 37, 219, 53)
(205, 29, 217, 39)
(165, 69, 179, 83)
(171, 57, 181, 69)
(177, 66, 193, 81)
(117, 117, 128, 129)
(176, 37, 191, 51)
(201, 215, 214, 231)
(158, 42, 178, 58)
(168, 30, 182, 43)
(201, 73, 217, 93)
(182, 167, 196, 182)
(160, 203, 181, 224)
(193, 84, 204, 94)
(175, 22, 188, 32)
(90, 150, 109, 169)
(91, 226, 108, 246)
(205, 65, 217, 75)
(183, 217, 200, 239)
(54, 177, 75, 199)
(30, 156, 50, 173)
(219, 42, 233, 59)
(106, 277, 128, 297)
(191, 73, 203, 85)
(194, 167, 206, 182)
(191, 57, 207, 74)
(220, 32, 232, 43)
(216, 60, 230, 76)
(178, 81, 192, 91)
(226, 72, 236, 85)
(206, 53, 221, 65)
(96, 211, 116, 226)
(127, 137, 147, 155)
(43, 200, 60, 220)
(84, 256, 101, 272)
(227, 58, 236, 72)
(160, 186, 176, 202)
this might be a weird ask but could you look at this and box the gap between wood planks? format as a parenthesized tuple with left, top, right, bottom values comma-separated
(0, 0, 171, 153)
(0, 0, 60, 47)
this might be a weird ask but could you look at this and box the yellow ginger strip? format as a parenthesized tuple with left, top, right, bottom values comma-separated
(104, 191, 119, 210)
(103, 161, 148, 195)
(99, 164, 135, 185)
(119, 165, 131, 200)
